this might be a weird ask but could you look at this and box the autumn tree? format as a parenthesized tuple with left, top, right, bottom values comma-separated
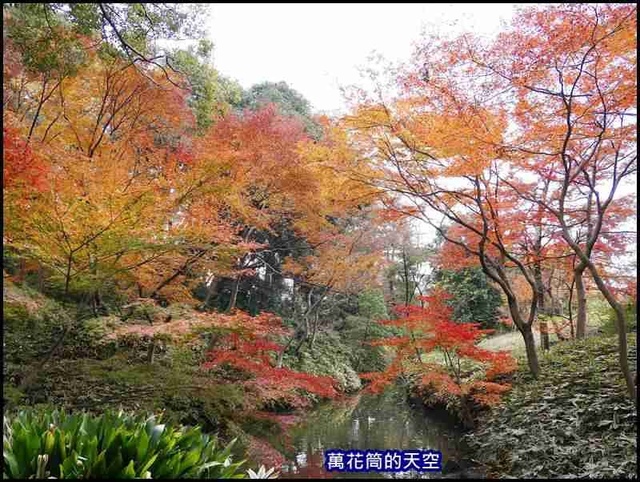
(361, 289, 516, 422)
(380, 219, 431, 307)
(239, 81, 322, 138)
(3, 39, 199, 304)
(107, 307, 339, 408)
(346, 4, 636, 394)
(451, 3, 637, 400)
(345, 97, 549, 376)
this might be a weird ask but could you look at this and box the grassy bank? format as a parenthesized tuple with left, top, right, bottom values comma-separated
(466, 335, 637, 478)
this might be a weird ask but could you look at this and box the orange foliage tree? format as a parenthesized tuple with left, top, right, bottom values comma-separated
(3, 51, 199, 303)
(345, 4, 636, 396)
(433, 3, 637, 400)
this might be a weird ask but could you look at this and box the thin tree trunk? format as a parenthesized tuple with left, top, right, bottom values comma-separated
(293, 331, 307, 356)
(38, 265, 45, 291)
(533, 249, 549, 350)
(277, 335, 296, 368)
(26, 77, 48, 144)
(505, 293, 540, 377)
(477, 254, 541, 377)
(295, 287, 320, 356)
(226, 277, 240, 312)
(201, 278, 219, 310)
(586, 264, 636, 403)
(402, 248, 412, 305)
(546, 281, 567, 342)
(557, 211, 634, 402)
(146, 341, 155, 364)
(574, 263, 588, 339)
(567, 277, 575, 340)
(64, 254, 73, 297)
(309, 311, 319, 351)
(521, 323, 540, 378)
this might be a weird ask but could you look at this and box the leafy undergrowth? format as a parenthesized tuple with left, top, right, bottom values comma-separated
(282, 330, 364, 393)
(3, 408, 247, 479)
(467, 335, 637, 478)
(2, 283, 370, 474)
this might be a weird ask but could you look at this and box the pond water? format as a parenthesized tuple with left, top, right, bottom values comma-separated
(276, 387, 477, 479)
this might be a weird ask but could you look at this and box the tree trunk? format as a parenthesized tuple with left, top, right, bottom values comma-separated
(533, 260, 550, 351)
(506, 295, 540, 377)
(201, 278, 219, 310)
(37, 265, 45, 291)
(64, 254, 73, 296)
(146, 341, 155, 364)
(521, 323, 540, 378)
(226, 277, 240, 312)
(402, 248, 412, 305)
(92, 290, 103, 317)
(567, 277, 575, 340)
(574, 263, 588, 339)
(309, 311, 319, 351)
(478, 259, 540, 378)
(546, 282, 567, 342)
(293, 330, 307, 356)
(586, 264, 636, 403)
(277, 335, 296, 368)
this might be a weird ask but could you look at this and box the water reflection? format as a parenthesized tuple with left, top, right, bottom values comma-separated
(277, 387, 467, 479)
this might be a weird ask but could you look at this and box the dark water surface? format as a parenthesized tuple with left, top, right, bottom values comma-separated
(277, 387, 474, 479)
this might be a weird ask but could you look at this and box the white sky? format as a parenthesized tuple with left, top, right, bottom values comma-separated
(205, 3, 525, 115)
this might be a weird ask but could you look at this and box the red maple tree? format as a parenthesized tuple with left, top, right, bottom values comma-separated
(361, 289, 516, 408)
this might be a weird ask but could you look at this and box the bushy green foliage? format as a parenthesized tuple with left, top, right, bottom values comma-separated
(284, 332, 362, 393)
(169, 41, 243, 131)
(339, 315, 395, 373)
(434, 267, 502, 328)
(3, 298, 69, 366)
(239, 81, 323, 139)
(3, 297, 116, 371)
(467, 335, 637, 478)
(4, 3, 88, 76)
(282, 313, 396, 394)
(357, 289, 388, 321)
(2, 408, 246, 479)
(5, 3, 208, 72)
(599, 301, 637, 335)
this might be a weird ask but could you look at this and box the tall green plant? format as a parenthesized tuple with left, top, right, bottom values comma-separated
(2, 409, 247, 479)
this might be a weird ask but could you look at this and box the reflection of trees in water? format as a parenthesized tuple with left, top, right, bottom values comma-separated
(279, 386, 467, 478)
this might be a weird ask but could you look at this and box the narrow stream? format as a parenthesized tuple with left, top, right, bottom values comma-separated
(276, 386, 477, 479)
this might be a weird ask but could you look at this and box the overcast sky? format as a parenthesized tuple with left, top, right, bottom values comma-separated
(205, 3, 524, 115)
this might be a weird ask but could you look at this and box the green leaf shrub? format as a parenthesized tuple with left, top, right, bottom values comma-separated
(3, 409, 247, 479)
